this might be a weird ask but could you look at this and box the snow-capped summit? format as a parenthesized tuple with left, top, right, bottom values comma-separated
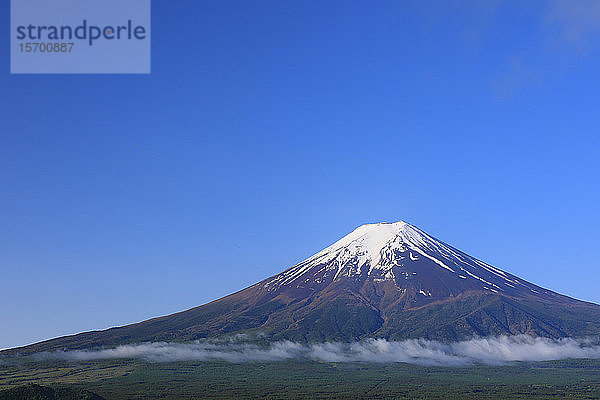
(310, 221, 419, 268)
(263, 220, 546, 302)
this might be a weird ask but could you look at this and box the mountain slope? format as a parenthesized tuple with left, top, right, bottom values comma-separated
(5, 221, 600, 354)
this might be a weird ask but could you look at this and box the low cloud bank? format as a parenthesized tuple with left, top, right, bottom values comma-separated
(36, 335, 600, 366)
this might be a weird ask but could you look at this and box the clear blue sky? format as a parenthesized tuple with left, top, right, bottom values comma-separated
(1, 1, 599, 350)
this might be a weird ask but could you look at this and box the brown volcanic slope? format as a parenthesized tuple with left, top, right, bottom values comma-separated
(5, 221, 600, 355)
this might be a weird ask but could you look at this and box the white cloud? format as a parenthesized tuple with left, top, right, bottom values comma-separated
(32, 335, 600, 366)
(547, 0, 600, 48)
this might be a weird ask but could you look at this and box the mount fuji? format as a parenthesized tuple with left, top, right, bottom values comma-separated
(6, 221, 600, 354)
